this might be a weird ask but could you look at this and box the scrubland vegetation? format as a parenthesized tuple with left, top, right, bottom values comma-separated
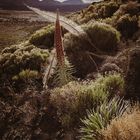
(0, 0, 140, 139)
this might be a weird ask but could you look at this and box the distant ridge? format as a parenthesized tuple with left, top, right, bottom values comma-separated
(0, 0, 89, 12)
(62, 0, 84, 5)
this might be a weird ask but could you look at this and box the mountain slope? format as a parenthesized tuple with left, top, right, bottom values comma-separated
(62, 0, 84, 5)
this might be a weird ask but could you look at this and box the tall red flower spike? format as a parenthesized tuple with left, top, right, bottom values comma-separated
(54, 9, 65, 67)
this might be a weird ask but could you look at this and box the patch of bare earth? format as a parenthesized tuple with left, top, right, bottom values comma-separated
(0, 10, 48, 51)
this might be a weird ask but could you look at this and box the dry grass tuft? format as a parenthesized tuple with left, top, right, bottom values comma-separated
(102, 109, 140, 140)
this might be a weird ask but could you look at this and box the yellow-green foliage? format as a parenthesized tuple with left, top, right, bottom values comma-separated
(29, 25, 54, 49)
(0, 42, 49, 81)
(50, 74, 124, 129)
(12, 69, 39, 81)
(102, 109, 140, 140)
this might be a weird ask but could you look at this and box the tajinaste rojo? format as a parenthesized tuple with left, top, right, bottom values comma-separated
(43, 9, 74, 88)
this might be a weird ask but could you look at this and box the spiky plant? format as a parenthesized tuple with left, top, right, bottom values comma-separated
(53, 61, 74, 87)
(79, 97, 130, 140)
(53, 10, 74, 87)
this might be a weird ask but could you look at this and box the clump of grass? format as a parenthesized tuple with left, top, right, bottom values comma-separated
(79, 97, 130, 140)
(102, 108, 140, 140)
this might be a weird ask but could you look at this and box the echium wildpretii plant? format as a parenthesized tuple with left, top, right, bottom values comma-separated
(53, 9, 74, 87)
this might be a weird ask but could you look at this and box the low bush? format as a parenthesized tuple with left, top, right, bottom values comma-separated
(29, 25, 55, 49)
(0, 42, 49, 88)
(116, 14, 139, 38)
(102, 109, 140, 140)
(49, 74, 124, 130)
(85, 22, 121, 52)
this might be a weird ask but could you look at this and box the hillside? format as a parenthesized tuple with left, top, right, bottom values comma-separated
(0, 0, 140, 140)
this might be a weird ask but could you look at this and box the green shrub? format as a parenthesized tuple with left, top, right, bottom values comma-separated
(116, 14, 138, 38)
(49, 74, 124, 129)
(85, 22, 121, 52)
(79, 97, 130, 140)
(29, 25, 55, 49)
(0, 42, 49, 84)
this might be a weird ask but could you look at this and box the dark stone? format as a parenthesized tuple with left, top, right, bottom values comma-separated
(125, 47, 140, 99)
